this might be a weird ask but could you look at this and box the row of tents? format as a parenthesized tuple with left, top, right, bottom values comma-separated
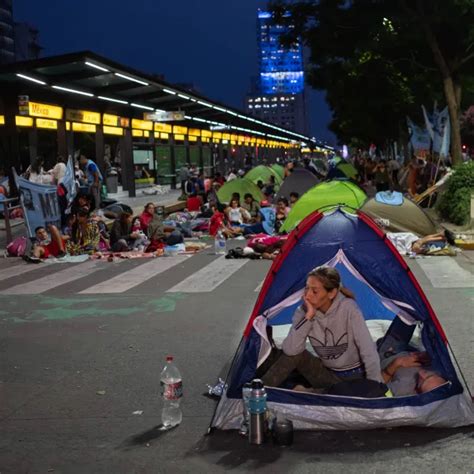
(217, 164, 437, 237)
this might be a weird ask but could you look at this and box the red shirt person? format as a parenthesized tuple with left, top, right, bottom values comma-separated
(139, 202, 156, 234)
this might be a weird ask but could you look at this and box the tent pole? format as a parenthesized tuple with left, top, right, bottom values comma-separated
(447, 341, 473, 400)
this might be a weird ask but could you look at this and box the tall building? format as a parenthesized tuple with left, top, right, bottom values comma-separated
(0, 0, 15, 64)
(14, 22, 42, 61)
(245, 10, 308, 135)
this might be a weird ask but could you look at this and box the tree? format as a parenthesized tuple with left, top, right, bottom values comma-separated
(271, 0, 474, 163)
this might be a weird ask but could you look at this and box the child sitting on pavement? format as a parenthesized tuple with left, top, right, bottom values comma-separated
(131, 216, 150, 251)
(27, 224, 68, 261)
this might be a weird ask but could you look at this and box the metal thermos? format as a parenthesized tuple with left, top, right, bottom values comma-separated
(272, 418, 294, 446)
(248, 379, 267, 445)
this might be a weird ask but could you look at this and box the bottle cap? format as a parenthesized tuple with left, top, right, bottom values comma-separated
(166, 355, 173, 362)
(251, 378, 264, 389)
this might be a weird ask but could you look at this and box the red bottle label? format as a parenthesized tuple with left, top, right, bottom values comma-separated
(161, 381, 183, 400)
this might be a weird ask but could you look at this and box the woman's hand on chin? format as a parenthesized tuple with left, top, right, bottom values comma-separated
(303, 295, 316, 321)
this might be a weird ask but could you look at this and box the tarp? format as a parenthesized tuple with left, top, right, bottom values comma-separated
(210, 209, 474, 430)
(216, 178, 264, 204)
(276, 169, 319, 201)
(271, 164, 285, 180)
(280, 180, 366, 232)
(245, 165, 283, 186)
(361, 193, 437, 236)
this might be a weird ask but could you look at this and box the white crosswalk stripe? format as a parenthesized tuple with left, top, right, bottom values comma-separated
(417, 257, 474, 288)
(167, 255, 249, 293)
(0, 261, 47, 282)
(254, 280, 264, 292)
(79, 255, 191, 294)
(0, 260, 118, 295)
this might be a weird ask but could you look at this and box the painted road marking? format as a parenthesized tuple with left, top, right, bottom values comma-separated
(417, 257, 474, 288)
(79, 255, 191, 294)
(0, 261, 51, 282)
(254, 280, 264, 292)
(167, 255, 248, 293)
(0, 260, 114, 294)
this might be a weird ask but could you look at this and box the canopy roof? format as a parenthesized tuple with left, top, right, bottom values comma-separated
(0, 51, 322, 146)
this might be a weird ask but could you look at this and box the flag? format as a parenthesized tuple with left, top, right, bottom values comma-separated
(433, 107, 449, 153)
(407, 117, 431, 152)
(62, 157, 77, 205)
(421, 105, 435, 140)
(440, 117, 450, 157)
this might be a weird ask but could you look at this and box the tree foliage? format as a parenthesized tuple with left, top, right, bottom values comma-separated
(270, 0, 474, 159)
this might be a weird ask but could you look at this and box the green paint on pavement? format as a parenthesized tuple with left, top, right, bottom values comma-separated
(0, 293, 186, 323)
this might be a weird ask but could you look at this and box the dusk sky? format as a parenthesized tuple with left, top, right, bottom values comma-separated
(13, 0, 334, 143)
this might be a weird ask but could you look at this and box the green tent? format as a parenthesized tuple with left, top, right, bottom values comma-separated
(337, 162, 358, 179)
(217, 178, 264, 204)
(271, 164, 285, 180)
(280, 180, 367, 232)
(245, 165, 283, 185)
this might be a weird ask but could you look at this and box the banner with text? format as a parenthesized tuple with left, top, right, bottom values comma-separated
(14, 171, 61, 237)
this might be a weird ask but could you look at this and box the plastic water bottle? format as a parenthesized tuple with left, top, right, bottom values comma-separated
(214, 229, 226, 255)
(160, 355, 183, 428)
(239, 382, 252, 436)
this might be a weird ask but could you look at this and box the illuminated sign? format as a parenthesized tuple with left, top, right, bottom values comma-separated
(174, 134, 185, 141)
(154, 123, 172, 133)
(144, 131, 150, 137)
(188, 135, 198, 142)
(15, 116, 33, 127)
(222, 133, 231, 140)
(72, 122, 97, 133)
(103, 114, 119, 126)
(144, 111, 185, 121)
(132, 130, 144, 137)
(132, 119, 153, 131)
(0, 115, 4, 125)
(65, 121, 71, 130)
(212, 132, 222, 139)
(201, 130, 212, 138)
(36, 118, 58, 130)
(188, 128, 201, 137)
(160, 132, 169, 140)
(103, 126, 123, 136)
(173, 125, 188, 135)
(120, 117, 130, 127)
(29, 102, 63, 120)
(66, 109, 101, 124)
(201, 137, 210, 143)
(18, 95, 29, 116)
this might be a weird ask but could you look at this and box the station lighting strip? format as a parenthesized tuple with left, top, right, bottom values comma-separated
(15, 64, 316, 145)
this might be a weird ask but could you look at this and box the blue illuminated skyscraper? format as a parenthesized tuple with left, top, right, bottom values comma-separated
(245, 10, 308, 135)
(258, 10, 304, 95)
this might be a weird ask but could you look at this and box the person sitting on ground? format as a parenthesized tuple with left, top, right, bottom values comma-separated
(411, 230, 456, 255)
(275, 197, 290, 233)
(130, 216, 150, 251)
(262, 266, 383, 390)
(209, 202, 239, 238)
(241, 193, 260, 222)
(29, 224, 67, 260)
(248, 234, 287, 260)
(90, 211, 110, 252)
(67, 209, 100, 255)
(225, 198, 247, 226)
(109, 211, 140, 252)
(289, 192, 299, 207)
(256, 179, 264, 190)
(139, 202, 155, 234)
(186, 192, 203, 213)
(71, 192, 95, 215)
(146, 211, 184, 251)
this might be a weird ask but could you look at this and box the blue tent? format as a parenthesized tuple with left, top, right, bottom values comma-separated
(211, 209, 473, 430)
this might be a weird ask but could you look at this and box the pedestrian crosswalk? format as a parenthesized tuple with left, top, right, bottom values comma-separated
(0, 253, 266, 297)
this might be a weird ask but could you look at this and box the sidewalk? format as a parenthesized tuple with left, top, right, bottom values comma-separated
(0, 186, 185, 252)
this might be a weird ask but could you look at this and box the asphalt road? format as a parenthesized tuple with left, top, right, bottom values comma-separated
(0, 248, 473, 474)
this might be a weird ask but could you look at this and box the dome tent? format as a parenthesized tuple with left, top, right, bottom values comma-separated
(245, 165, 283, 186)
(210, 209, 474, 431)
(271, 164, 285, 180)
(276, 168, 319, 201)
(280, 180, 367, 232)
(216, 178, 264, 204)
(361, 191, 437, 236)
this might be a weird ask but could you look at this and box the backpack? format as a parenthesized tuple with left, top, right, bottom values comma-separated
(6, 236, 29, 257)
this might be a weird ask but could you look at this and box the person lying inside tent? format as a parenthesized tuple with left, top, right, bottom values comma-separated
(381, 352, 447, 396)
(262, 266, 384, 390)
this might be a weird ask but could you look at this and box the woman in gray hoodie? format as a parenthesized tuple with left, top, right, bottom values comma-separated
(262, 266, 383, 389)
